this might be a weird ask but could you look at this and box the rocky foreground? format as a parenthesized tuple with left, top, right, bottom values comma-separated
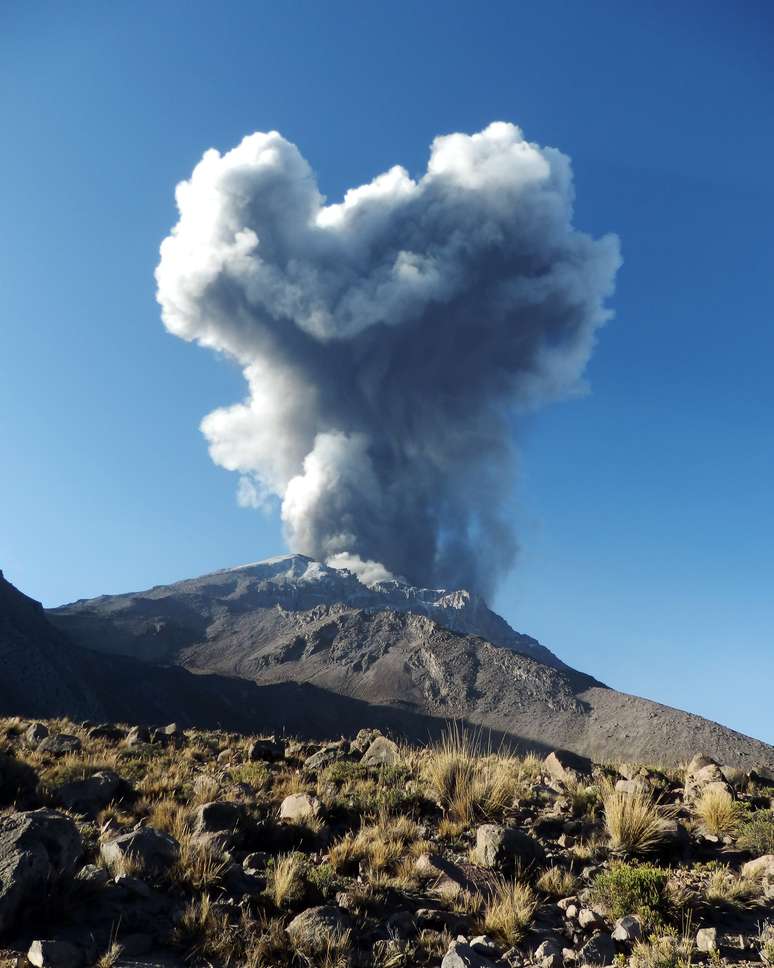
(1, 718, 773, 968)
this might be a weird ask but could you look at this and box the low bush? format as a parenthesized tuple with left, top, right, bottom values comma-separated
(737, 810, 774, 854)
(590, 862, 670, 930)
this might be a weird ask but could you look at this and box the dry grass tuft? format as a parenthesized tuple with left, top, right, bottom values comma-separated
(480, 877, 537, 944)
(704, 866, 760, 909)
(694, 787, 744, 838)
(422, 725, 526, 824)
(601, 781, 678, 855)
(267, 852, 305, 908)
(537, 865, 578, 897)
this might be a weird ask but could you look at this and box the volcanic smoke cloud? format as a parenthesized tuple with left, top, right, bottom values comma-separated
(156, 122, 621, 596)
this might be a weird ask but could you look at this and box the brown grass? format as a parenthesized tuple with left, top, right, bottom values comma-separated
(601, 781, 678, 855)
(480, 877, 537, 944)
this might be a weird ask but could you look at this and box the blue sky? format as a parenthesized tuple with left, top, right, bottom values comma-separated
(2, 1, 772, 742)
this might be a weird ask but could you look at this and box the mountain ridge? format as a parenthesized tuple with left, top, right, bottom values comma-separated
(42, 556, 774, 768)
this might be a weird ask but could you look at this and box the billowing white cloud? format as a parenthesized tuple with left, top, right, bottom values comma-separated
(156, 123, 621, 595)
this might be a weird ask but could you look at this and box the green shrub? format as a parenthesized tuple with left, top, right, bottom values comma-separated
(590, 862, 670, 930)
(737, 810, 774, 855)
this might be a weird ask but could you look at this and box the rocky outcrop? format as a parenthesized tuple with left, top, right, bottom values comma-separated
(0, 809, 82, 934)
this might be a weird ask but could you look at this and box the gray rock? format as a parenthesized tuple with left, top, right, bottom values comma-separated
(696, 927, 717, 953)
(75, 864, 110, 890)
(361, 736, 399, 767)
(55, 770, 121, 813)
(0, 809, 82, 933)
(615, 777, 650, 796)
(27, 940, 82, 968)
(534, 940, 564, 968)
(304, 744, 352, 772)
(25, 722, 50, 746)
(684, 754, 733, 801)
(38, 733, 82, 756)
(115, 873, 152, 897)
(471, 823, 544, 869)
(193, 800, 245, 834)
(280, 793, 323, 822)
(544, 750, 592, 784)
(579, 932, 615, 966)
(611, 915, 642, 942)
(125, 725, 151, 746)
(442, 940, 499, 968)
(351, 728, 382, 753)
(100, 827, 179, 872)
(286, 905, 351, 948)
(87, 724, 125, 742)
(247, 736, 284, 761)
(578, 908, 599, 929)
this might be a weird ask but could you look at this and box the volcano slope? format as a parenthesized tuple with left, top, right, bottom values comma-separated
(45, 557, 774, 769)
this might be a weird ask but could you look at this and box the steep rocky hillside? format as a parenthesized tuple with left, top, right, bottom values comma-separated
(44, 559, 774, 769)
(47, 555, 562, 667)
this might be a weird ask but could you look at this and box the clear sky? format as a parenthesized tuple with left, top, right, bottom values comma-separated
(2, 1, 772, 743)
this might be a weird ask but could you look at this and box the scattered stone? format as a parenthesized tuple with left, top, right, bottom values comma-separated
(579, 932, 615, 966)
(544, 750, 592, 784)
(280, 792, 323, 822)
(303, 743, 352, 772)
(100, 826, 179, 872)
(86, 723, 125, 742)
(75, 864, 110, 890)
(578, 908, 598, 929)
(247, 737, 284, 761)
(471, 823, 544, 868)
(286, 905, 351, 949)
(611, 916, 642, 942)
(442, 940, 499, 968)
(115, 873, 152, 897)
(615, 777, 650, 796)
(27, 940, 82, 968)
(351, 728, 382, 753)
(696, 927, 718, 953)
(55, 770, 121, 813)
(38, 733, 81, 756)
(0, 809, 82, 933)
(25, 722, 49, 746)
(684, 754, 733, 801)
(125, 725, 151, 746)
(360, 735, 399, 767)
(534, 940, 564, 968)
(243, 851, 269, 873)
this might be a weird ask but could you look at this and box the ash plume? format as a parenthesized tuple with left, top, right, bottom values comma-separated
(156, 122, 621, 595)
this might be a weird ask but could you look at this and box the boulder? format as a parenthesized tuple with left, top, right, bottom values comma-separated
(695, 927, 717, 953)
(615, 777, 650, 796)
(0, 809, 82, 933)
(303, 743, 352, 772)
(684, 754, 733, 801)
(86, 724, 125, 742)
(125, 725, 151, 746)
(25, 722, 49, 747)
(100, 826, 179, 872)
(361, 736, 399, 767)
(75, 864, 110, 890)
(742, 854, 774, 898)
(38, 734, 81, 756)
(544, 750, 592, 784)
(470, 823, 545, 869)
(247, 737, 284, 761)
(55, 770, 121, 813)
(611, 915, 642, 942)
(286, 905, 351, 949)
(191, 800, 246, 852)
(534, 940, 564, 968)
(442, 941, 499, 968)
(27, 940, 82, 968)
(579, 932, 615, 965)
(280, 793, 324, 822)
(351, 728, 382, 753)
